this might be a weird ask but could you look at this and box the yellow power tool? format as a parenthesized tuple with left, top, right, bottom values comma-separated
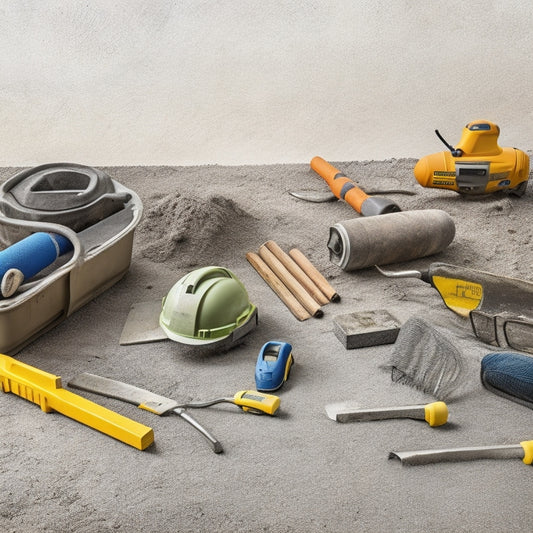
(414, 120, 530, 196)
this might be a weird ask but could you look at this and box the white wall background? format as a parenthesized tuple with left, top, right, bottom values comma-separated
(0, 1, 531, 167)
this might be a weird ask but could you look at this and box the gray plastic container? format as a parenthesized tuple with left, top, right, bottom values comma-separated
(0, 163, 142, 353)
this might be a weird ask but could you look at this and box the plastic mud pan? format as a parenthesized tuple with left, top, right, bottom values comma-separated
(0, 163, 143, 353)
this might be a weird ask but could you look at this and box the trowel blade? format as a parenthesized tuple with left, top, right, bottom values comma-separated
(389, 444, 524, 465)
(325, 401, 361, 421)
(119, 300, 168, 345)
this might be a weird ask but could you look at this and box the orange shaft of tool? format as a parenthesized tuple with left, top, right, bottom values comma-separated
(310, 156, 369, 214)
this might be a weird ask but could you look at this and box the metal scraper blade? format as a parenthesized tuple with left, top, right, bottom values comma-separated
(325, 401, 361, 421)
(119, 300, 169, 345)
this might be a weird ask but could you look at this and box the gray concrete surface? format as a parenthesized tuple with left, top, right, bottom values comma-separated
(1, 160, 532, 532)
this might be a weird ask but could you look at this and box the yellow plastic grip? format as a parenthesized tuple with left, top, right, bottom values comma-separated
(0, 354, 154, 450)
(520, 440, 533, 464)
(424, 401, 449, 427)
(233, 390, 280, 415)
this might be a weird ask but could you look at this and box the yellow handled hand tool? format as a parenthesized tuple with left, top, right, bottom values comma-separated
(68, 374, 281, 454)
(310, 156, 402, 216)
(325, 400, 448, 427)
(180, 390, 281, 416)
(0, 354, 154, 450)
(390, 440, 533, 466)
(376, 262, 533, 318)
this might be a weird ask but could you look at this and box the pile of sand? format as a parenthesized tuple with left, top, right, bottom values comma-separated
(137, 192, 252, 267)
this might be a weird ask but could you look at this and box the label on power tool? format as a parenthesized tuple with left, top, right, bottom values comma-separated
(432, 276, 483, 316)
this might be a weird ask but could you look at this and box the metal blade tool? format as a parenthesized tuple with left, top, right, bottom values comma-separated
(325, 400, 448, 427)
(389, 440, 533, 466)
(68, 372, 223, 454)
(375, 262, 533, 318)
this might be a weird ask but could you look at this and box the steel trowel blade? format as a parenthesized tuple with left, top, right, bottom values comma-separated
(119, 300, 169, 345)
(325, 401, 361, 421)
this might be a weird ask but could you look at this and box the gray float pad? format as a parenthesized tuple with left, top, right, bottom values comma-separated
(333, 309, 401, 349)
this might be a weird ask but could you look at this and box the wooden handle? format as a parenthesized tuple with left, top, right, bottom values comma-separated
(264, 240, 329, 305)
(258, 245, 323, 318)
(245, 252, 311, 321)
(289, 248, 340, 302)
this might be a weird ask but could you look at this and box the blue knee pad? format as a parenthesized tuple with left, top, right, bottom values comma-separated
(481, 351, 533, 409)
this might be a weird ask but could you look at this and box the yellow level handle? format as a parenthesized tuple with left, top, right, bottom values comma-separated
(0, 354, 154, 450)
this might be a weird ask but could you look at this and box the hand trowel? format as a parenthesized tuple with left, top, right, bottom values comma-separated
(325, 400, 448, 427)
(376, 262, 533, 318)
(389, 440, 533, 466)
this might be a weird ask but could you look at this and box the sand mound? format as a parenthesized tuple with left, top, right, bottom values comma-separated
(137, 192, 251, 266)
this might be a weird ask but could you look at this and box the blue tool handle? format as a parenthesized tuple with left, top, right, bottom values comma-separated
(0, 232, 73, 281)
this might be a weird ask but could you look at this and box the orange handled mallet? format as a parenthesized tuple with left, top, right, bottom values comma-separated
(310, 156, 401, 216)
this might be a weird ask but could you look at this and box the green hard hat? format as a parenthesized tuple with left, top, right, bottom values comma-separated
(160, 266, 257, 346)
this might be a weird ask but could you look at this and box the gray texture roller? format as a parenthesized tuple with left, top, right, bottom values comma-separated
(327, 209, 455, 271)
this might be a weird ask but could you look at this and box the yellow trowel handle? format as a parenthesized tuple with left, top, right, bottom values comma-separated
(233, 390, 280, 415)
(424, 401, 449, 427)
(520, 441, 533, 464)
(0, 354, 154, 450)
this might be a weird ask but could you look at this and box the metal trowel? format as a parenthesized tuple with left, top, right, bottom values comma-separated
(389, 440, 533, 466)
(325, 400, 448, 427)
(376, 262, 533, 318)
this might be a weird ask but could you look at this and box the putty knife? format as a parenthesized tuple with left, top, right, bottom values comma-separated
(68, 372, 223, 453)
(325, 401, 448, 427)
(389, 440, 533, 466)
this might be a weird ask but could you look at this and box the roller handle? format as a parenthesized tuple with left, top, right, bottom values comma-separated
(310, 156, 369, 213)
(310, 157, 401, 216)
(424, 401, 449, 427)
(0, 232, 74, 297)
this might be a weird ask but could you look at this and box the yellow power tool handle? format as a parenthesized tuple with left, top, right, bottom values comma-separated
(233, 390, 280, 415)
(0, 354, 154, 450)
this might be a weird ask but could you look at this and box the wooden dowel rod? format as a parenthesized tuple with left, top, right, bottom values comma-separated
(263, 240, 329, 306)
(289, 248, 340, 302)
(258, 245, 323, 318)
(246, 252, 311, 321)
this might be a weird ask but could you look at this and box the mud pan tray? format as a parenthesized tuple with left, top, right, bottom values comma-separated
(0, 164, 142, 354)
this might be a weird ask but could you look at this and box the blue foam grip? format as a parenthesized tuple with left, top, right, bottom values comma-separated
(481, 351, 533, 409)
(0, 232, 73, 281)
